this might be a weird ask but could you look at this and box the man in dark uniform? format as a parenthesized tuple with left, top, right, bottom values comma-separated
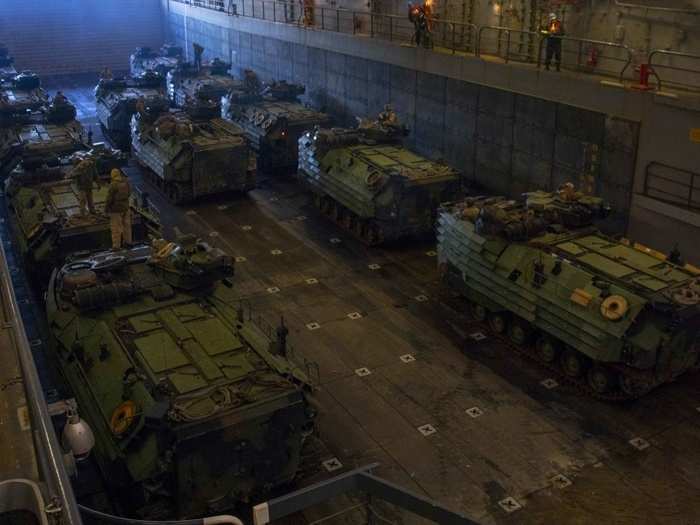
(71, 157, 101, 215)
(542, 12, 565, 71)
(193, 43, 204, 72)
(53, 91, 68, 105)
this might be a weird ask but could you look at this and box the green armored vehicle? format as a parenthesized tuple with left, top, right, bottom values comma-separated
(0, 126, 22, 176)
(438, 187, 700, 399)
(4, 147, 158, 281)
(2, 96, 86, 178)
(131, 110, 255, 203)
(17, 116, 86, 169)
(95, 73, 169, 149)
(46, 236, 316, 517)
(0, 70, 48, 120)
(167, 60, 240, 118)
(130, 44, 183, 78)
(222, 77, 332, 173)
(298, 114, 460, 244)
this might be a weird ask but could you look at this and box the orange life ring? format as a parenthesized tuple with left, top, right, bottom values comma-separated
(110, 400, 137, 436)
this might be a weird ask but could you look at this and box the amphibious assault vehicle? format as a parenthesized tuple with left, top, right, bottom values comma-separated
(4, 147, 158, 281)
(0, 70, 48, 120)
(46, 236, 316, 517)
(131, 111, 255, 203)
(167, 60, 239, 118)
(222, 78, 332, 172)
(95, 73, 169, 148)
(298, 115, 460, 244)
(1, 95, 85, 176)
(130, 44, 183, 78)
(438, 187, 700, 399)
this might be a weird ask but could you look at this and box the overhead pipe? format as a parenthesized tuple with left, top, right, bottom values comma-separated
(613, 0, 700, 15)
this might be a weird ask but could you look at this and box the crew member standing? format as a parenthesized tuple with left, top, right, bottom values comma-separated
(104, 169, 132, 249)
(378, 104, 397, 126)
(542, 12, 564, 71)
(53, 91, 68, 105)
(72, 158, 100, 215)
(193, 43, 204, 72)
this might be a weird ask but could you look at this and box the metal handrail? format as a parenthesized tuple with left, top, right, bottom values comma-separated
(175, 0, 650, 83)
(643, 161, 700, 211)
(477, 25, 540, 63)
(0, 239, 82, 524)
(253, 463, 480, 524)
(536, 34, 633, 81)
(648, 49, 700, 92)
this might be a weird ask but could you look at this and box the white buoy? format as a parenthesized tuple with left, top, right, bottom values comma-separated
(61, 411, 95, 461)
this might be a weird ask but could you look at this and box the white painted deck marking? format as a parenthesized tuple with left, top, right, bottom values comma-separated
(629, 437, 650, 451)
(541, 378, 559, 390)
(322, 458, 343, 472)
(498, 497, 522, 513)
(417, 424, 437, 436)
(551, 474, 572, 489)
(466, 407, 484, 418)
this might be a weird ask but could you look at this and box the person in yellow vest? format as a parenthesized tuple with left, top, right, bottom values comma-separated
(71, 158, 100, 215)
(104, 169, 132, 249)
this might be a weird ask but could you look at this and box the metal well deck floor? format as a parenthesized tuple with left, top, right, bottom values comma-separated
(27, 86, 700, 524)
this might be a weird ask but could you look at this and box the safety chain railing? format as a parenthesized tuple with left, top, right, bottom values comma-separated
(238, 299, 321, 387)
(171, 0, 700, 90)
(643, 161, 700, 212)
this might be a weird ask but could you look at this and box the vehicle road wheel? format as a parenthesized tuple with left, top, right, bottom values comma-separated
(619, 374, 652, 397)
(487, 312, 508, 334)
(560, 349, 587, 378)
(470, 302, 487, 322)
(508, 320, 532, 346)
(535, 335, 559, 363)
(587, 366, 616, 394)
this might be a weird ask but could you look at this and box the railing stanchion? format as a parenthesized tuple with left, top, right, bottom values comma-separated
(452, 23, 456, 54)
(252, 0, 255, 17)
(273, 0, 276, 22)
(337, 8, 340, 32)
(321, 7, 324, 29)
(262, 0, 266, 20)
(689, 173, 695, 209)
(370, 12, 374, 37)
(352, 11, 356, 34)
(577, 39, 583, 70)
(505, 30, 511, 63)
(389, 16, 393, 42)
